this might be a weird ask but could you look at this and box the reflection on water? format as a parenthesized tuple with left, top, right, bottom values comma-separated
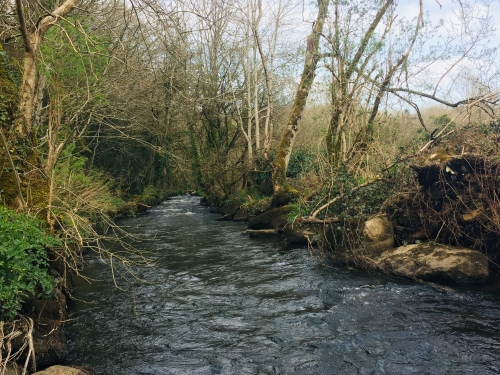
(64, 196, 500, 375)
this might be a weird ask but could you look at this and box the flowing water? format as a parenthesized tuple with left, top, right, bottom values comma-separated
(64, 196, 500, 375)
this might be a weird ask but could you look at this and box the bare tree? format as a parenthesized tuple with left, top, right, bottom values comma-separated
(270, 0, 329, 207)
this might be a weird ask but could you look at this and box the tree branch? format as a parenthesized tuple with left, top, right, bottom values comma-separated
(307, 178, 383, 220)
(385, 88, 498, 108)
(345, 0, 394, 81)
(15, 0, 32, 53)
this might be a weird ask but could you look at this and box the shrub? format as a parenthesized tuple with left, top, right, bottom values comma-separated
(0, 207, 61, 320)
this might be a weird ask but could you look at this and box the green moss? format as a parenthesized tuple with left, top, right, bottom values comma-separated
(0, 44, 19, 125)
(271, 184, 299, 208)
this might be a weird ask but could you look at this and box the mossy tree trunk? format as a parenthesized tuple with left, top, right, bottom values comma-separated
(15, 0, 79, 137)
(270, 0, 328, 207)
(2, 0, 79, 213)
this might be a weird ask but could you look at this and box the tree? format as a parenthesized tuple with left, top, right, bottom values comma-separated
(0, 1, 80, 212)
(15, 0, 79, 137)
(270, 0, 329, 207)
(321, 0, 499, 174)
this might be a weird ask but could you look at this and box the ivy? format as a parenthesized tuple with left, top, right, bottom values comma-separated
(0, 208, 61, 320)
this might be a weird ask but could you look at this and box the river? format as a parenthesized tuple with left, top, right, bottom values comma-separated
(63, 195, 500, 374)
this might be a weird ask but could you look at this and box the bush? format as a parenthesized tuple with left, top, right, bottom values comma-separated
(0, 207, 61, 320)
(286, 148, 317, 178)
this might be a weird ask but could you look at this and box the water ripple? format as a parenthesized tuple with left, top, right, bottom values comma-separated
(65, 196, 500, 375)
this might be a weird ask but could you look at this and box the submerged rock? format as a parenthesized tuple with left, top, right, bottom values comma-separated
(374, 242, 489, 284)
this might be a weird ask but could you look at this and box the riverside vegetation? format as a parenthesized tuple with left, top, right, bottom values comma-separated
(1, 0, 500, 373)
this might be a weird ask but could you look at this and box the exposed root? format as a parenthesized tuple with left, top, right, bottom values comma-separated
(0, 317, 36, 375)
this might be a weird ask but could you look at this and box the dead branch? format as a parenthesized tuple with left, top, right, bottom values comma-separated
(305, 177, 383, 221)
(386, 88, 500, 108)
(298, 216, 341, 224)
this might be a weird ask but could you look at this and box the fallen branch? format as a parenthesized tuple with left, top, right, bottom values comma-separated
(306, 178, 383, 221)
(297, 216, 341, 224)
(244, 229, 278, 236)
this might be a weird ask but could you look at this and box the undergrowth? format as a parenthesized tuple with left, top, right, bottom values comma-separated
(0, 207, 61, 320)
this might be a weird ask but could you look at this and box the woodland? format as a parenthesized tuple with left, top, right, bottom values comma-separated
(1, 0, 500, 372)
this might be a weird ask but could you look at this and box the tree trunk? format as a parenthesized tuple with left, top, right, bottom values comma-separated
(16, 0, 79, 136)
(4, 0, 79, 213)
(270, 0, 328, 207)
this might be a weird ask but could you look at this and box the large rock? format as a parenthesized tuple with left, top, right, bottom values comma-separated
(32, 366, 87, 375)
(375, 242, 489, 283)
(282, 224, 308, 245)
(247, 206, 292, 230)
(210, 203, 240, 216)
(362, 215, 394, 257)
(233, 208, 250, 222)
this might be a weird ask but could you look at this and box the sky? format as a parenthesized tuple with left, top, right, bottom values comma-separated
(300, 0, 500, 109)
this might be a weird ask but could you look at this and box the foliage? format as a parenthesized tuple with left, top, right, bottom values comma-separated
(0, 208, 61, 320)
(293, 160, 413, 224)
(53, 145, 124, 231)
(286, 148, 318, 178)
(0, 44, 20, 127)
(250, 149, 318, 197)
(40, 20, 109, 101)
(225, 187, 257, 205)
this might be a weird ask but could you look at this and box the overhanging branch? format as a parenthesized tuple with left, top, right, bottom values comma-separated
(386, 88, 499, 108)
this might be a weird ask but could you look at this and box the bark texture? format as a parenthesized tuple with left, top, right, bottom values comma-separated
(271, 0, 328, 207)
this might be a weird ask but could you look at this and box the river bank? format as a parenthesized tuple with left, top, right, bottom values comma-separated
(206, 198, 497, 286)
(6, 193, 500, 374)
(0, 189, 179, 375)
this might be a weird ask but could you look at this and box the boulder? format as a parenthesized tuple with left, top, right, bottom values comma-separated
(32, 366, 87, 375)
(375, 242, 489, 284)
(282, 222, 315, 245)
(247, 206, 292, 230)
(233, 208, 250, 222)
(210, 203, 240, 216)
(362, 215, 394, 257)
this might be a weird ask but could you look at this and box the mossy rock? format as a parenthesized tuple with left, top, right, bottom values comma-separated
(248, 206, 292, 230)
(233, 207, 250, 222)
(375, 242, 489, 284)
(270, 185, 299, 208)
(210, 203, 240, 216)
